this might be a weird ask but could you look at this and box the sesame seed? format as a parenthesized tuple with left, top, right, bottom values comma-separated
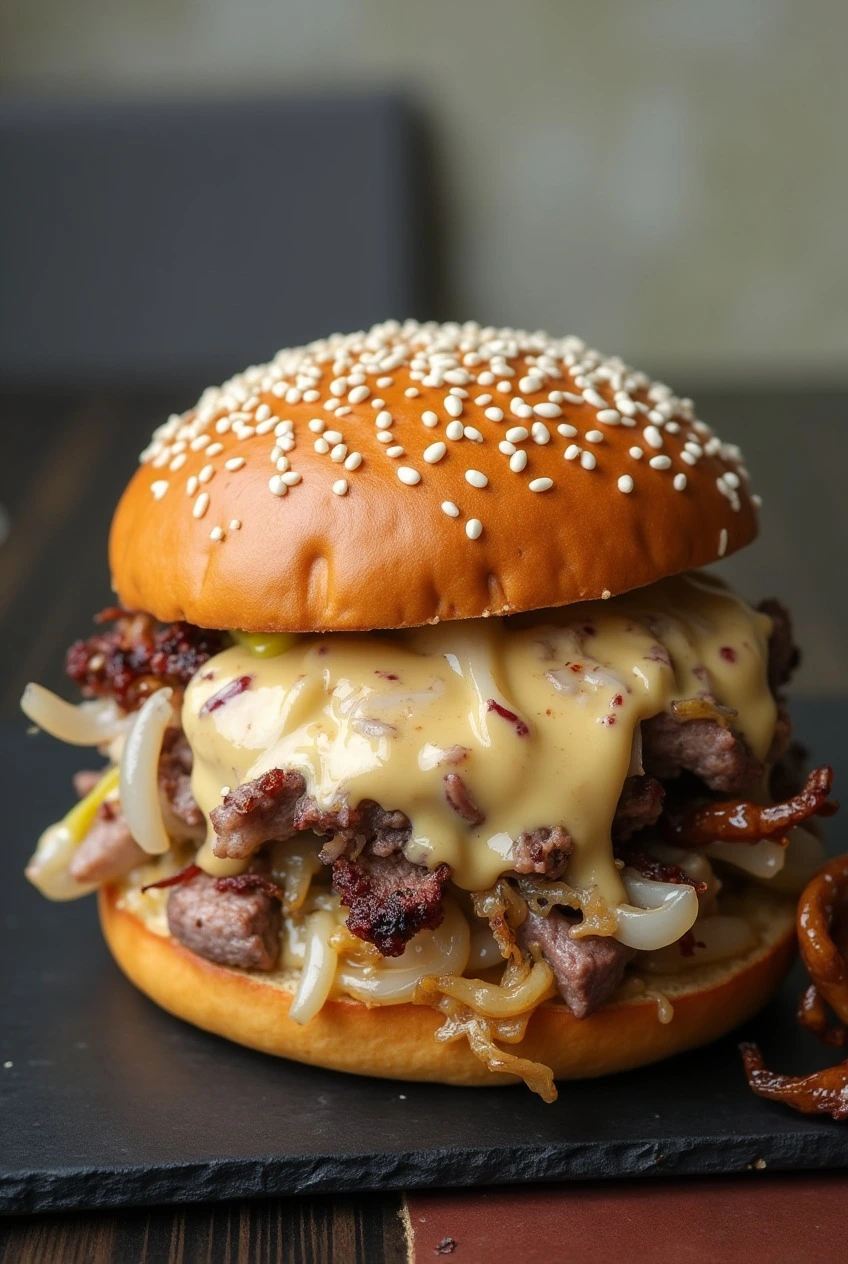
(519, 375, 542, 394)
(680, 451, 697, 466)
(268, 476, 287, 497)
(465, 469, 488, 488)
(476, 394, 493, 406)
(377, 376, 394, 388)
(580, 451, 597, 470)
(405, 387, 420, 398)
(617, 474, 634, 493)
(376, 411, 393, 430)
(198, 464, 214, 484)
(386, 445, 405, 458)
(752, 493, 763, 508)
(397, 467, 421, 486)
(314, 438, 330, 454)
(303, 390, 320, 403)
(441, 501, 460, 517)
(193, 491, 210, 518)
(466, 518, 483, 540)
(424, 442, 446, 464)
(276, 456, 290, 472)
(529, 477, 553, 492)
(229, 518, 241, 530)
(533, 402, 561, 419)
(370, 399, 385, 410)
(673, 473, 688, 491)
(718, 527, 728, 557)
(332, 479, 349, 496)
(206, 442, 224, 456)
(446, 421, 464, 440)
(649, 455, 672, 470)
(500, 440, 516, 456)
(324, 430, 343, 444)
(496, 380, 512, 393)
(644, 425, 664, 449)
(169, 453, 187, 472)
(629, 446, 644, 460)
(510, 400, 533, 419)
(505, 426, 529, 443)
(562, 391, 584, 406)
(597, 409, 620, 425)
(564, 444, 580, 461)
(329, 443, 346, 462)
(209, 526, 224, 541)
(190, 434, 210, 451)
(485, 406, 504, 422)
(344, 451, 363, 471)
(150, 480, 169, 500)
(376, 432, 393, 444)
(330, 378, 347, 397)
(225, 456, 246, 471)
(509, 450, 528, 473)
(585, 429, 604, 443)
(348, 385, 370, 404)
(422, 411, 439, 428)
(557, 423, 578, 438)
(445, 395, 463, 418)
(186, 475, 199, 496)
(583, 388, 606, 408)
(308, 418, 325, 433)
(531, 422, 551, 445)
(281, 471, 301, 486)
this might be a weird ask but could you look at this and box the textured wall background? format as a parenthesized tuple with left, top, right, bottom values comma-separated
(2, 0, 847, 376)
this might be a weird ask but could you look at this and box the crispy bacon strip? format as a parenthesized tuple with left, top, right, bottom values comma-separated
(740, 1042, 848, 1120)
(141, 863, 201, 892)
(665, 766, 837, 848)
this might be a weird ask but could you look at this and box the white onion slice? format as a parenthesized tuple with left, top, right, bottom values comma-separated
(119, 688, 174, 855)
(614, 870, 699, 950)
(466, 924, 503, 973)
(20, 684, 128, 747)
(289, 910, 338, 1024)
(705, 838, 786, 880)
(642, 915, 757, 975)
(768, 826, 827, 894)
(337, 897, 470, 1003)
(25, 823, 100, 902)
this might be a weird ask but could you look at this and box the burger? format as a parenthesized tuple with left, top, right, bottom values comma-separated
(22, 321, 837, 1102)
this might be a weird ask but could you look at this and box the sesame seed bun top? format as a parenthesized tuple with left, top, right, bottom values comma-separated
(109, 320, 760, 632)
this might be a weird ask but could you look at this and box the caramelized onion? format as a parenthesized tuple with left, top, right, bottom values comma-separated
(416, 957, 555, 1018)
(431, 995, 557, 1103)
(119, 688, 174, 855)
(21, 683, 128, 746)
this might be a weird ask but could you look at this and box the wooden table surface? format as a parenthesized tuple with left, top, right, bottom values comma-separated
(1, 384, 846, 1262)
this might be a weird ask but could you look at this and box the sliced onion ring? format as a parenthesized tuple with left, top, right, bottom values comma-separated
(705, 838, 786, 880)
(21, 683, 128, 746)
(119, 688, 174, 855)
(289, 910, 338, 1024)
(614, 869, 699, 951)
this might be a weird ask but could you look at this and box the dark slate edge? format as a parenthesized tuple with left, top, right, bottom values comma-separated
(3, 1131, 848, 1215)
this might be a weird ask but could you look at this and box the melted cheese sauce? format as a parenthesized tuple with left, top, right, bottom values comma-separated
(183, 572, 776, 899)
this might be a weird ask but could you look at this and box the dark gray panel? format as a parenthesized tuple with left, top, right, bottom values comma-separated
(0, 95, 430, 383)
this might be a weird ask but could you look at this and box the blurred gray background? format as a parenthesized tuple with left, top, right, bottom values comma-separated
(1, 0, 846, 696)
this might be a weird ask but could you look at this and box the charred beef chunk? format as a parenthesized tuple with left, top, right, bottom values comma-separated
(612, 776, 666, 842)
(167, 870, 280, 970)
(158, 728, 204, 840)
(210, 769, 412, 862)
(518, 909, 634, 1018)
(210, 769, 307, 859)
(759, 598, 800, 692)
(641, 713, 762, 795)
(65, 609, 225, 711)
(511, 826, 572, 878)
(69, 802, 147, 884)
(332, 853, 451, 957)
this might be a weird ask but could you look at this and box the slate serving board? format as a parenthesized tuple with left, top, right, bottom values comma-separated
(2, 702, 847, 1215)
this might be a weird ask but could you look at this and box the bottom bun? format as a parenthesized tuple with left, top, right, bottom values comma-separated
(99, 882, 797, 1087)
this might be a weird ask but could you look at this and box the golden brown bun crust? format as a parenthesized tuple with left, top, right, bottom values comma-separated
(109, 324, 758, 631)
(99, 884, 795, 1086)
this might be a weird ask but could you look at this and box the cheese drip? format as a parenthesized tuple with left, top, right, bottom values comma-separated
(183, 572, 776, 898)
